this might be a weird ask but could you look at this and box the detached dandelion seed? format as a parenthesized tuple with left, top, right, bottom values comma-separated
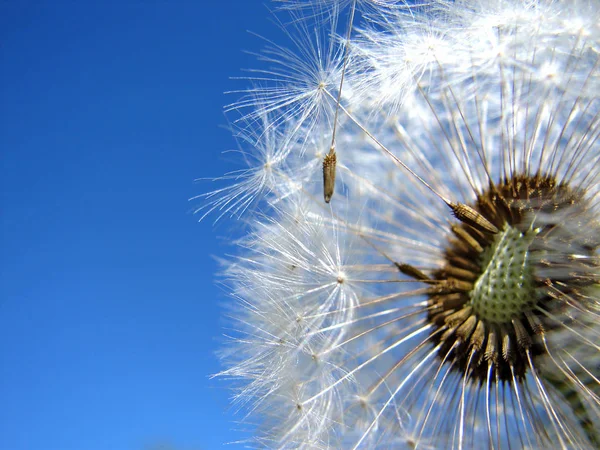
(204, 1, 600, 448)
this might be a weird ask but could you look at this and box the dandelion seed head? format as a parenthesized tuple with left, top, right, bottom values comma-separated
(207, 0, 600, 447)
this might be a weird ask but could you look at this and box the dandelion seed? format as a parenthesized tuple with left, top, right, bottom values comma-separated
(321, 0, 357, 204)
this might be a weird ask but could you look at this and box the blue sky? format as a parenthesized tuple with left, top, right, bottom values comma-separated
(0, 1, 276, 449)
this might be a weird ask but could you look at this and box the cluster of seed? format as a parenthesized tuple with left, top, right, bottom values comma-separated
(400, 174, 598, 382)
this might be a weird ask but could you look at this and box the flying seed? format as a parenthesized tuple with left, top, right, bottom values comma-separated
(323, 146, 337, 203)
(450, 202, 499, 234)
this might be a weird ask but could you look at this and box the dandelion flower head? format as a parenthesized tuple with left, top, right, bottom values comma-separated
(203, 0, 600, 448)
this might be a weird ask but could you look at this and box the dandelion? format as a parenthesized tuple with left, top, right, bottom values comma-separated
(206, 0, 600, 448)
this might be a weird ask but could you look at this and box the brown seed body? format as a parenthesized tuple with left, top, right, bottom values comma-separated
(323, 147, 337, 203)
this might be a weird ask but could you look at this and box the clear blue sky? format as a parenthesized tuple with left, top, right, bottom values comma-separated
(0, 1, 273, 449)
